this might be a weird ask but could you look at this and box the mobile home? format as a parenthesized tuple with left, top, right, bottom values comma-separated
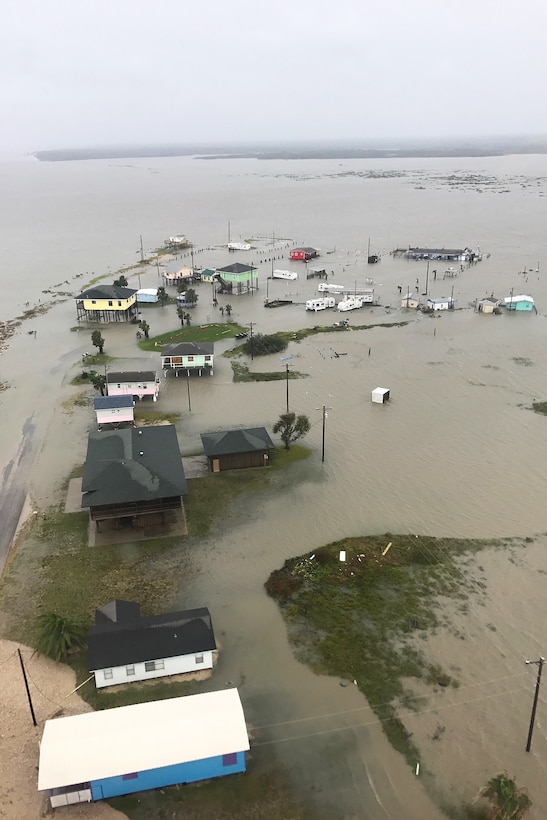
(306, 297, 336, 311)
(317, 283, 344, 294)
(272, 269, 298, 280)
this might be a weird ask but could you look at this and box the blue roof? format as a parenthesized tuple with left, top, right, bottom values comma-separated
(94, 396, 134, 410)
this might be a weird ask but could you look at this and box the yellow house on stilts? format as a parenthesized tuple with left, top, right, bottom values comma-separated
(75, 285, 138, 323)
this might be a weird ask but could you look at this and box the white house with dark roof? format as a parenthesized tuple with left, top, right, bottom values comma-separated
(38, 689, 250, 806)
(88, 600, 217, 688)
(106, 370, 159, 400)
(427, 296, 454, 311)
(161, 342, 214, 376)
(94, 395, 134, 427)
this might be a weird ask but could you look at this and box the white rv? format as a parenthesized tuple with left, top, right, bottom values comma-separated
(306, 297, 336, 311)
(361, 289, 375, 303)
(228, 242, 251, 251)
(272, 269, 298, 280)
(318, 283, 344, 293)
(338, 296, 363, 312)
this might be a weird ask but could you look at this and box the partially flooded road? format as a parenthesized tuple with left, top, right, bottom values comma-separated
(0, 415, 36, 573)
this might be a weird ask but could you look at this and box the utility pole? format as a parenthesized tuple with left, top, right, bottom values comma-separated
(186, 372, 192, 412)
(423, 261, 429, 296)
(249, 322, 255, 361)
(285, 363, 290, 412)
(316, 405, 330, 463)
(17, 648, 37, 727)
(139, 235, 145, 263)
(525, 657, 545, 752)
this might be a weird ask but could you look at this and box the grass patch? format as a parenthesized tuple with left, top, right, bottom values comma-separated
(231, 362, 307, 383)
(62, 390, 90, 412)
(139, 322, 247, 351)
(532, 401, 547, 415)
(134, 407, 180, 424)
(265, 533, 500, 767)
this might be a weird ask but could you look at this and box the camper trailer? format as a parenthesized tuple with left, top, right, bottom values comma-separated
(272, 269, 298, 280)
(338, 296, 363, 312)
(306, 297, 336, 311)
(318, 283, 344, 293)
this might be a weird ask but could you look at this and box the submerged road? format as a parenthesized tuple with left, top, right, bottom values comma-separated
(0, 416, 36, 574)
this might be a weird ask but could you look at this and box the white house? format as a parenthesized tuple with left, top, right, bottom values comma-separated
(136, 288, 159, 303)
(106, 370, 159, 401)
(161, 342, 214, 376)
(427, 296, 454, 311)
(38, 689, 250, 806)
(88, 600, 217, 688)
(94, 395, 134, 428)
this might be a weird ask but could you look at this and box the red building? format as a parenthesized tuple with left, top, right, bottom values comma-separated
(290, 247, 318, 261)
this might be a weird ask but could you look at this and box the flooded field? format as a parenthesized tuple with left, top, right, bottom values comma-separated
(0, 153, 546, 817)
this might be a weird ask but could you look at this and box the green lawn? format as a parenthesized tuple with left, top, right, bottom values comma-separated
(139, 322, 247, 351)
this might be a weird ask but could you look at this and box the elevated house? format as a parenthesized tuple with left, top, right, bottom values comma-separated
(106, 371, 159, 401)
(75, 285, 138, 323)
(38, 689, 250, 807)
(201, 427, 274, 472)
(161, 342, 214, 376)
(216, 263, 257, 295)
(503, 294, 535, 311)
(88, 600, 217, 688)
(94, 395, 134, 428)
(81, 425, 187, 533)
(402, 247, 477, 262)
(290, 247, 318, 261)
(427, 296, 454, 311)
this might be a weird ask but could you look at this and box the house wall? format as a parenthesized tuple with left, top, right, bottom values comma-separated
(162, 354, 214, 373)
(108, 381, 159, 400)
(213, 451, 269, 471)
(90, 751, 246, 800)
(96, 407, 134, 425)
(427, 300, 451, 310)
(514, 301, 534, 311)
(82, 296, 136, 312)
(93, 650, 214, 688)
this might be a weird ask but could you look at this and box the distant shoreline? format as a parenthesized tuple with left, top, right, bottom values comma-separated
(33, 137, 547, 163)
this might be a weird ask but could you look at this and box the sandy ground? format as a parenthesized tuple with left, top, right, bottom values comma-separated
(0, 638, 125, 819)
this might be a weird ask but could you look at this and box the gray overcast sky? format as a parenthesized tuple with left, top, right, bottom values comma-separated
(2, 0, 547, 153)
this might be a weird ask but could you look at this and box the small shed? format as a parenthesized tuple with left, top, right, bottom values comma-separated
(136, 288, 159, 303)
(427, 296, 454, 311)
(290, 247, 318, 261)
(94, 395, 134, 427)
(503, 294, 535, 311)
(201, 427, 274, 472)
(372, 387, 390, 404)
(477, 298, 500, 314)
(38, 689, 250, 806)
(401, 292, 420, 309)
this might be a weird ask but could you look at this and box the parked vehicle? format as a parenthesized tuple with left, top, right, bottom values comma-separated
(306, 297, 336, 311)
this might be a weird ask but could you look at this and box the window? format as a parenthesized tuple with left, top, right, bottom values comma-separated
(187, 356, 194, 362)
(108, 300, 113, 306)
(103, 669, 113, 680)
(205, 356, 211, 361)
(144, 659, 165, 673)
(195, 654, 204, 664)
(122, 772, 138, 781)
(118, 301, 122, 306)
(222, 753, 237, 767)
(126, 664, 135, 676)
(91, 300, 96, 305)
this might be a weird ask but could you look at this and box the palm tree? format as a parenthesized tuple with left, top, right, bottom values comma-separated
(176, 305, 185, 326)
(91, 329, 105, 354)
(157, 285, 168, 306)
(478, 772, 532, 820)
(89, 370, 106, 396)
(138, 319, 150, 339)
(225, 304, 232, 317)
(185, 287, 198, 306)
(184, 312, 191, 326)
(113, 274, 128, 287)
(273, 412, 310, 451)
(34, 613, 87, 662)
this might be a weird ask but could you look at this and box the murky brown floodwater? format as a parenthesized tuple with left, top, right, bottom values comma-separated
(1, 153, 546, 817)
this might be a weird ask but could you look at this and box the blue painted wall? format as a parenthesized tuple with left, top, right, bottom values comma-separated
(90, 751, 246, 800)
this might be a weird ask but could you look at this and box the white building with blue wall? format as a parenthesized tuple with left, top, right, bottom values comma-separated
(38, 689, 250, 808)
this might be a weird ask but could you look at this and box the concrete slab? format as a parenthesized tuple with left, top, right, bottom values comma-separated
(182, 455, 209, 479)
(65, 478, 83, 513)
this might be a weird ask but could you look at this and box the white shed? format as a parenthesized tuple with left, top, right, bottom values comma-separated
(136, 288, 159, 303)
(372, 387, 390, 404)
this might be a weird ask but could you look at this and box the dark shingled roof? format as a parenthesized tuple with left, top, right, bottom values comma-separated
(93, 395, 134, 410)
(106, 371, 157, 383)
(216, 263, 257, 274)
(76, 285, 137, 300)
(292, 247, 317, 254)
(88, 600, 216, 670)
(201, 427, 274, 457)
(161, 342, 214, 357)
(81, 425, 187, 508)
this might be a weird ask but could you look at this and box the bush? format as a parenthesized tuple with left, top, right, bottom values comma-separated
(243, 333, 287, 357)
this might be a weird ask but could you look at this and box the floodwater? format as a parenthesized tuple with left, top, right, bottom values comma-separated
(1, 153, 547, 817)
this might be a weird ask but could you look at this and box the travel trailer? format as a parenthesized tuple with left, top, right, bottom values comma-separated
(338, 296, 363, 312)
(306, 297, 336, 311)
(318, 283, 344, 293)
(272, 269, 298, 280)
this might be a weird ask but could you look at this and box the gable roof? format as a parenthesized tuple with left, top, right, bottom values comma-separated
(216, 263, 257, 274)
(292, 247, 317, 253)
(93, 395, 134, 410)
(503, 294, 534, 303)
(81, 425, 187, 508)
(88, 602, 216, 669)
(161, 342, 214, 357)
(201, 427, 274, 457)
(76, 285, 137, 300)
(106, 371, 156, 383)
(38, 689, 249, 791)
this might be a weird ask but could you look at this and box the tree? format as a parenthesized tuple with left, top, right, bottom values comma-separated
(176, 305, 185, 326)
(139, 319, 150, 339)
(225, 304, 232, 317)
(477, 772, 532, 820)
(34, 613, 87, 662)
(89, 371, 106, 396)
(184, 312, 191, 326)
(91, 329, 105, 354)
(273, 412, 310, 451)
(113, 274, 128, 287)
(243, 333, 287, 357)
(157, 286, 168, 305)
(185, 287, 198, 306)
